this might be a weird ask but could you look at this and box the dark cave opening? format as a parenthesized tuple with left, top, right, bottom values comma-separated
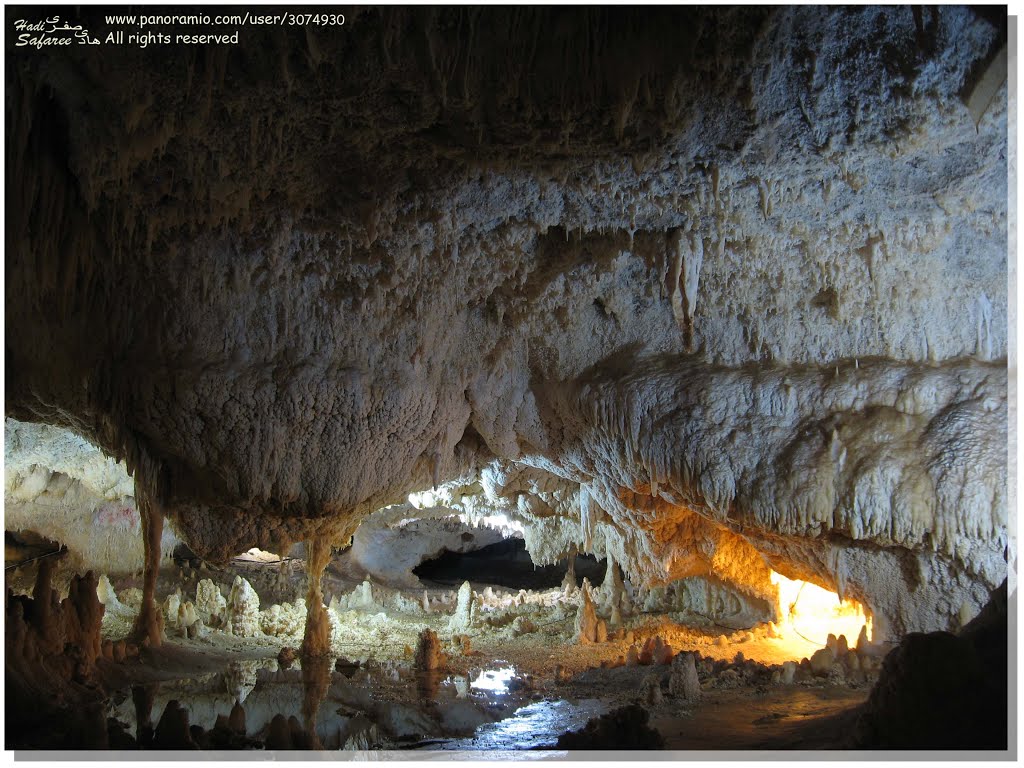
(413, 538, 606, 590)
(4, 530, 65, 570)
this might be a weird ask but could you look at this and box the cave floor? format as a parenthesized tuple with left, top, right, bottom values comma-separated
(90, 631, 871, 752)
(652, 686, 865, 750)
(10, 560, 875, 751)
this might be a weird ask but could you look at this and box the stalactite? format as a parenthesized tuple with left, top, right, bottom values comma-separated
(580, 487, 595, 552)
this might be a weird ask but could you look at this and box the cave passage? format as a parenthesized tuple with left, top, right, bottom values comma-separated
(3, 3, 1010, 756)
(413, 538, 605, 590)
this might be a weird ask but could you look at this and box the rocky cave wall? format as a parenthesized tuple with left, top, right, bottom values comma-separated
(5, 7, 1009, 640)
(342, 513, 508, 588)
(5, 420, 179, 577)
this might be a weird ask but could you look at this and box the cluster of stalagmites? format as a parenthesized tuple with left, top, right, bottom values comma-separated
(5, 556, 113, 747)
(559, 626, 886, 710)
(98, 573, 307, 644)
(93, 560, 875, 688)
(89, 559, 761, 674)
(92, 568, 611, 661)
(7, 557, 104, 690)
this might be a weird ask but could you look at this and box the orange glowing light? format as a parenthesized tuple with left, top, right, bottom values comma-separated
(770, 570, 872, 650)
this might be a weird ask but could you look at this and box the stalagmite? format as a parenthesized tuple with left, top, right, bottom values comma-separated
(811, 647, 836, 676)
(67, 571, 104, 667)
(195, 580, 227, 627)
(600, 556, 626, 618)
(449, 581, 476, 632)
(562, 545, 578, 592)
(177, 601, 199, 637)
(857, 625, 872, 654)
(668, 652, 701, 701)
(414, 628, 444, 671)
(32, 555, 60, 652)
(575, 578, 599, 644)
(163, 591, 181, 628)
(511, 616, 536, 636)
(652, 637, 674, 665)
(227, 577, 261, 637)
(97, 574, 129, 616)
(300, 538, 333, 658)
(640, 674, 663, 705)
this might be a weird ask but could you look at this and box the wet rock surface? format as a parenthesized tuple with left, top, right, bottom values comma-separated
(556, 704, 665, 750)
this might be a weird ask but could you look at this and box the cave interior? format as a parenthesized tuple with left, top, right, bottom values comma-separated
(3, 4, 1013, 756)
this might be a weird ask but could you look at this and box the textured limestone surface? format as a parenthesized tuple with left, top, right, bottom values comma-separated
(342, 513, 507, 587)
(5, 8, 1008, 638)
(5, 420, 179, 575)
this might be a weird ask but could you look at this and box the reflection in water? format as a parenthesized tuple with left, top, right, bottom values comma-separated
(131, 682, 159, 746)
(417, 670, 442, 701)
(108, 658, 279, 744)
(301, 655, 334, 749)
(223, 660, 259, 703)
(107, 659, 579, 751)
(470, 666, 516, 694)
(426, 698, 610, 751)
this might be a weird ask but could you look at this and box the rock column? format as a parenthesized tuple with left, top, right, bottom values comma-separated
(132, 495, 164, 647)
(300, 538, 332, 658)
